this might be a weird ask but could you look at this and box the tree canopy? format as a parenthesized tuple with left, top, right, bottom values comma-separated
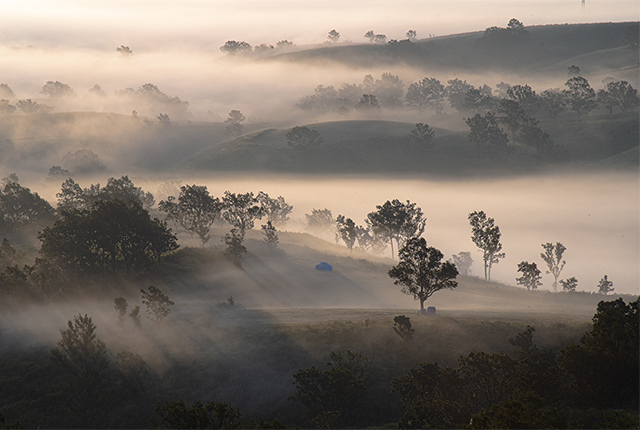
(388, 237, 458, 310)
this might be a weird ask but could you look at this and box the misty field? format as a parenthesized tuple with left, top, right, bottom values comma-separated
(0, 13, 638, 429)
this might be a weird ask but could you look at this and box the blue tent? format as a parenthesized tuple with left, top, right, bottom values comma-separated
(315, 262, 333, 271)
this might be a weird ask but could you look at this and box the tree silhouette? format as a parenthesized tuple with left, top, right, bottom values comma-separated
(468, 211, 504, 281)
(540, 242, 566, 291)
(516, 261, 542, 291)
(367, 199, 426, 259)
(141, 286, 175, 322)
(159, 184, 223, 246)
(388, 237, 458, 311)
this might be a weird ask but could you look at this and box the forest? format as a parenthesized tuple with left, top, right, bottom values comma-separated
(0, 16, 638, 429)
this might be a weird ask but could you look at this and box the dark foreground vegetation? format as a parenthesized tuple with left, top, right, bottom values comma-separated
(0, 297, 637, 429)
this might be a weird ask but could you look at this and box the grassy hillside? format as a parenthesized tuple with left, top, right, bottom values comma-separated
(174, 114, 639, 175)
(264, 22, 639, 77)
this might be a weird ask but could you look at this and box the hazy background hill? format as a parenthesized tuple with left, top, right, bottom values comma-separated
(265, 22, 639, 82)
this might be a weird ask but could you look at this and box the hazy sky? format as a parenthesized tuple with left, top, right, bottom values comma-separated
(3, 0, 638, 50)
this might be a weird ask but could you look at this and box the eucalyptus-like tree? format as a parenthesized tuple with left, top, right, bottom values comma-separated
(159, 184, 223, 246)
(367, 199, 426, 259)
(388, 237, 458, 311)
(540, 242, 566, 291)
(468, 210, 505, 281)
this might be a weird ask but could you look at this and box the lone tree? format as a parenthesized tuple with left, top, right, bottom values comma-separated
(261, 221, 279, 249)
(405, 123, 435, 147)
(116, 45, 133, 56)
(560, 276, 578, 292)
(336, 215, 358, 255)
(597, 275, 614, 295)
(141, 286, 175, 322)
(327, 29, 340, 43)
(51, 314, 110, 427)
(367, 199, 426, 259)
(516, 261, 542, 291)
(286, 126, 324, 149)
(223, 228, 247, 268)
(468, 210, 505, 281)
(452, 251, 473, 276)
(224, 109, 245, 137)
(540, 242, 566, 291)
(388, 237, 458, 311)
(159, 184, 223, 246)
(222, 191, 264, 235)
(393, 315, 414, 341)
(406, 29, 417, 41)
(563, 76, 596, 117)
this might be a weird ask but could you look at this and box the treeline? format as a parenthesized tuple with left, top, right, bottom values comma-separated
(0, 297, 636, 428)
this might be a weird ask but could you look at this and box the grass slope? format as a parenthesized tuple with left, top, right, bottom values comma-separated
(174, 114, 639, 175)
(263, 22, 639, 75)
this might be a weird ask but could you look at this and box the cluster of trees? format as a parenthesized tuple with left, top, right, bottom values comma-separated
(0, 81, 191, 121)
(0, 175, 177, 299)
(289, 298, 639, 428)
(159, 185, 292, 267)
(516, 241, 614, 294)
(306, 199, 426, 260)
(220, 39, 296, 56)
(296, 70, 638, 122)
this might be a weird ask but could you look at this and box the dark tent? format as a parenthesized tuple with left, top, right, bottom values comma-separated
(315, 262, 333, 271)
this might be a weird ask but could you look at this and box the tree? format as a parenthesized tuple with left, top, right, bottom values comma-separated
(392, 315, 414, 341)
(567, 64, 582, 77)
(468, 211, 505, 281)
(0, 99, 16, 117)
(116, 45, 133, 56)
(497, 99, 527, 143)
(327, 29, 340, 43)
(51, 314, 110, 427)
(458, 351, 517, 409)
(159, 184, 223, 246)
(62, 148, 108, 175)
(406, 29, 417, 41)
(406, 77, 446, 115)
(405, 123, 435, 147)
(129, 305, 142, 329)
(256, 192, 293, 228)
(223, 228, 246, 268)
(305, 208, 335, 238)
(41, 80, 75, 98)
(354, 94, 380, 113)
(446, 78, 474, 112)
(537, 89, 566, 119)
(114, 297, 128, 327)
(0, 83, 15, 99)
(540, 242, 566, 291)
(290, 350, 369, 428)
(224, 110, 245, 137)
(222, 191, 264, 235)
(465, 112, 510, 153)
(286, 126, 324, 149)
(0, 179, 56, 234)
(16, 99, 52, 115)
(366, 199, 426, 259)
(91, 175, 155, 210)
(220, 40, 252, 55)
(452, 251, 473, 276)
(597, 274, 614, 295)
(261, 221, 279, 249)
(559, 298, 638, 409)
(335, 215, 357, 255)
(563, 77, 596, 117)
(519, 117, 556, 162)
(154, 400, 242, 430)
(516, 261, 542, 291)
(560, 276, 578, 292)
(388, 237, 458, 311)
(40, 200, 178, 274)
(604, 80, 639, 113)
(157, 113, 171, 125)
(141, 285, 175, 322)
(393, 362, 468, 429)
(364, 30, 375, 42)
(506, 84, 538, 115)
